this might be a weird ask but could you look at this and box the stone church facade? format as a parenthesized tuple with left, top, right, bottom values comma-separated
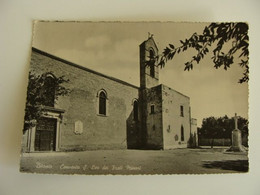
(22, 37, 197, 152)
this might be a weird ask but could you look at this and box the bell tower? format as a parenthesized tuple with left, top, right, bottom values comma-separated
(138, 35, 160, 149)
(139, 36, 159, 89)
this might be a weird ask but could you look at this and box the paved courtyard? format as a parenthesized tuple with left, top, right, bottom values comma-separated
(20, 147, 248, 175)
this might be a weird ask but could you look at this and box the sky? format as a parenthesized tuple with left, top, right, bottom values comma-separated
(32, 21, 248, 127)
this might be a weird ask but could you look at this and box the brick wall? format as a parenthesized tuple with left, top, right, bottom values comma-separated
(29, 49, 139, 150)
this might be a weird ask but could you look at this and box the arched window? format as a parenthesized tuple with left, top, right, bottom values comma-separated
(43, 74, 55, 107)
(181, 125, 184, 141)
(133, 100, 138, 121)
(149, 49, 155, 78)
(98, 90, 107, 115)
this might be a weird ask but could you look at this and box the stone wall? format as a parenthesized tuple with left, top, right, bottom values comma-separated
(126, 97, 142, 149)
(21, 130, 29, 152)
(144, 85, 163, 149)
(198, 138, 231, 146)
(161, 85, 191, 149)
(27, 48, 139, 151)
(198, 137, 248, 147)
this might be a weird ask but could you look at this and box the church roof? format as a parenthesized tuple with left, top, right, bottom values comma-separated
(164, 84, 190, 99)
(152, 84, 190, 99)
(31, 47, 190, 99)
(31, 47, 139, 89)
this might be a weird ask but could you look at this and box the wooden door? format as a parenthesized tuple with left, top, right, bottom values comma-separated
(35, 117, 57, 151)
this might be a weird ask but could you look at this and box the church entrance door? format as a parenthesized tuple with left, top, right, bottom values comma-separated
(35, 117, 57, 151)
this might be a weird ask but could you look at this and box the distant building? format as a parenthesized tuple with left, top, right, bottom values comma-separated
(22, 37, 197, 152)
(190, 118, 198, 148)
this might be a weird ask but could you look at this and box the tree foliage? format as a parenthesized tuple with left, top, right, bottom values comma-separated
(23, 71, 70, 131)
(199, 115, 248, 140)
(149, 23, 249, 83)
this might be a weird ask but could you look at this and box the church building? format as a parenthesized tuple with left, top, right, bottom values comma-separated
(22, 37, 197, 152)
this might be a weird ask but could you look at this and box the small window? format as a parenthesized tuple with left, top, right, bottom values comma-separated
(180, 105, 184, 117)
(181, 125, 184, 141)
(133, 100, 138, 121)
(151, 105, 155, 114)
(167, 125, 171, 133)
(99, 91, 107, 115)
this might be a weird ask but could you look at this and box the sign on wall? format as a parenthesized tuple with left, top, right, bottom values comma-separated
(74, 120, 83, 135)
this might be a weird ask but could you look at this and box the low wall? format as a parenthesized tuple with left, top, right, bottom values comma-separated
(199, 137, 248, 147)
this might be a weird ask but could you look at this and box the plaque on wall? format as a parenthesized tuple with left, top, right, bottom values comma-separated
(74, 120, 83, 135)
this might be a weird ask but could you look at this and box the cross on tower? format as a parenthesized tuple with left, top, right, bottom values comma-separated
(148, 32, 154, 38)
(234, 113, 238, 129)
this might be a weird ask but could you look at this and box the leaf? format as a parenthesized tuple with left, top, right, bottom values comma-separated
(184, 62, 193, 71)
(160, 22, 249, 83)
(168, 51, 176, 60)
(169, 44, 175, 49)
(163, 47, 171, 55)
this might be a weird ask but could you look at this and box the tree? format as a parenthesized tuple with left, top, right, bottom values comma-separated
(23, 71, 70, 132)
(147, 23, 249, 83)
(199, 116, 222, 148)
(199, 115, 248, 148)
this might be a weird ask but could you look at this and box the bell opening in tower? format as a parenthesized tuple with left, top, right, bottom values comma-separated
(149, 49, 155, 78)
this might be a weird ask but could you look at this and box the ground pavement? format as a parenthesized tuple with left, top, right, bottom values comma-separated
(20, 147, 248, 175)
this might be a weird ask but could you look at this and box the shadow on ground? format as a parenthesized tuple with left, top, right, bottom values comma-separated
(202, 160, 248, 172)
